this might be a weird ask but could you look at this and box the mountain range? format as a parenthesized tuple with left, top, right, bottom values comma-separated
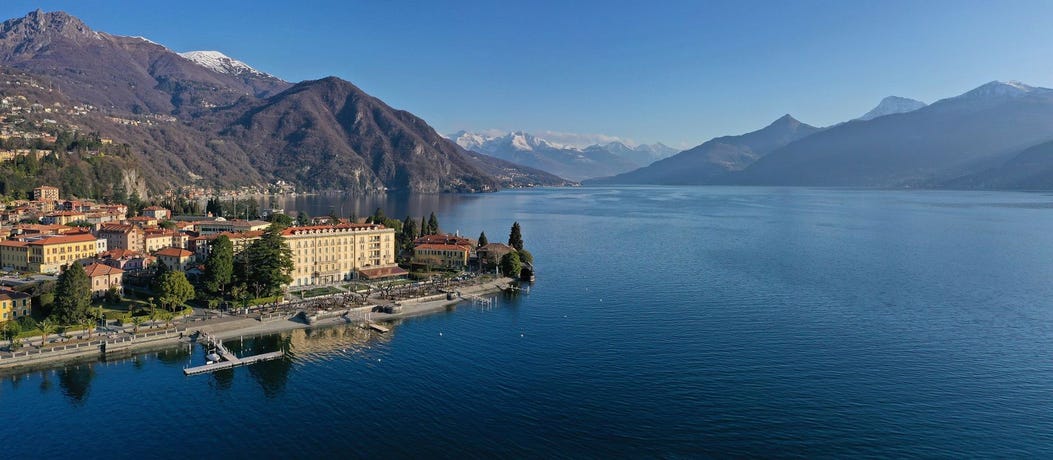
(590, 81, 1053, 189)
(0, 10, 568, 198)
(449, 130, 676, 181)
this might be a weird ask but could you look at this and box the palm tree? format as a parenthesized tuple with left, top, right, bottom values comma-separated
(82, 317, 94, 340)
(131, 316, 145, 335)
(162, 310, 174, 329)
(38, 320, 56, 349)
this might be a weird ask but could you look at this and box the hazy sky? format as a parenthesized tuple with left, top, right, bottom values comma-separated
(5, 1, 1053, 148)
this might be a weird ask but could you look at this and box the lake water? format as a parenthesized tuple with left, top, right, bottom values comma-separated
(4, 186, 1053, 457)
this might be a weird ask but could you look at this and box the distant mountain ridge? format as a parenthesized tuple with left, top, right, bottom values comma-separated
(857, 96, 926, 121)
(592, 83, 1053, 190)
(0, 10, 568, 196)
(589, 114, 821, 185)
(449, 130, 676, 181)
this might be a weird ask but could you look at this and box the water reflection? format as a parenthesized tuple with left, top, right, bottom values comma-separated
(57, 363, 94, 405)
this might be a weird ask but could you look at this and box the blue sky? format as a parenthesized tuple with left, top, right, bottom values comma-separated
(4, 1, 1053, 148)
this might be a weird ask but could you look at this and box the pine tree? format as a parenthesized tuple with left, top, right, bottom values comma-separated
(478, 231, 488, 247)
(241, 225, 294, 298)
(204, 235, 234, 295)
(52, 264, 91, 324)
(428, 212, 440, 235)
(508, 222, 524, 251)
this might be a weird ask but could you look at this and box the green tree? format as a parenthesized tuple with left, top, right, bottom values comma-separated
(52, 264, 91, 324)
(206, 197, 223, 217)
(239, 225, 294, 298)
(508, 222, 524, 251)
(500, 251, 522, 278)
(204, 235, 235, 295)
(81, 316, 95, 340)
(4, 320, 21, 342)
(296, 211, 311, 227)
(157, 271, 195, 311)
(151, 258, 170, 291)
(158, 220, 176, 230)
(427, 212, 440, 235)
(420, 217, 427, 237)
(402, 216, 418, 241)
(270, 213, 293, 227)
(478, 231, 488, 247)
(130, 315, 144, 335)
(518, 249, 533, 264)
(371, 207, 386, 224)
(39, 319, 56, 347)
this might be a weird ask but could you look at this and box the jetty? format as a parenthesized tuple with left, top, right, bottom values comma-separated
(367, 322, 390, 333)
(183, 332, 284, 376)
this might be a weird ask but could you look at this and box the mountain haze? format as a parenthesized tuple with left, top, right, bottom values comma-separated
(449, 130, 661, 180)
(857, 96, 926, 121)
(590, 115, 820, 185)
(738, 81, 1053, 186)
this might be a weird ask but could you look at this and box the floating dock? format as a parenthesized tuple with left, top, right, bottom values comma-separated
(183, 332, 285, 376)
(367, 322, 390, 333)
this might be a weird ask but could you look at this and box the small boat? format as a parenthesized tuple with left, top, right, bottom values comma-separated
(205, 352, 222, 364)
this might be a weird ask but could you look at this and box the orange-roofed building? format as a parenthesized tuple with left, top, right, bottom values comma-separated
(27, 233, 99, 274)
(83, 262, 123, 298)
(411, 243, 472, 270)
(155, 247, 194, 271)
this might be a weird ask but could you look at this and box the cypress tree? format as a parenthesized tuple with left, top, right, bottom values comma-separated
(52, 264, 91, 324)
(478, 231, 488, 247)
(428, 212, 440, 235)
(508, 222, 524, 251)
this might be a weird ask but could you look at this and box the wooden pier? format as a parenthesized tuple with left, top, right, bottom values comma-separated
(367, 322, 390, 333)
(183, 332, 285, 376)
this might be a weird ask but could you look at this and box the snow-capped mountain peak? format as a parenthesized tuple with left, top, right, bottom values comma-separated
(958, 80, 1043, 99)
(858, 96, 927, 121)
(178, 50, 279, 80)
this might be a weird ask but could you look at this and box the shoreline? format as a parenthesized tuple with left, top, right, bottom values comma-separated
(0, 278, 514, 375)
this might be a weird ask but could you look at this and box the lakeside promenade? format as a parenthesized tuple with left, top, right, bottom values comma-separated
(0, 276, 515, 373)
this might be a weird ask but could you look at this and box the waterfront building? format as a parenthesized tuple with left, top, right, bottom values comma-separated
(476, 243, 514, 268)
(411, 243, 472, 270)
(0, 290, 31, 323)
(281, 223, 398, 287)
(83, 262, 123, 298)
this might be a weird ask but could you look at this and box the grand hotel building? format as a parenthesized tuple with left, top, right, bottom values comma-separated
(281, 223, 399, 287)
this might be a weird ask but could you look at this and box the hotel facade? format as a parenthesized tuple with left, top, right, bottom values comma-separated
(281, 223, 398, 287)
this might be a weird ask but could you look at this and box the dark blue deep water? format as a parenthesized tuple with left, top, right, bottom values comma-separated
(4, 187, 1053, 457)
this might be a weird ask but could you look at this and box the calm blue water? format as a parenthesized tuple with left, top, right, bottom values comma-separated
(5, 186, 1053, 457)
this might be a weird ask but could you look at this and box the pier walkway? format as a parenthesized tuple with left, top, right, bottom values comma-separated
(183, 331, 284, 376)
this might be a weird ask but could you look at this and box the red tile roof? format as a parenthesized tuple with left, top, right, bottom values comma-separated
(27, 233, 96, 246)
(154, 247, 193, 258)
(84, 262, 124, 277)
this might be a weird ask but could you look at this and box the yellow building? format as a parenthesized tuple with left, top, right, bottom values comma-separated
(281, 223, 397, 287)
(27, 233, 100, 274)
(0, 240, 29, 272)
(411, 243, 472, 270)
(0, 290, 31, 323)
